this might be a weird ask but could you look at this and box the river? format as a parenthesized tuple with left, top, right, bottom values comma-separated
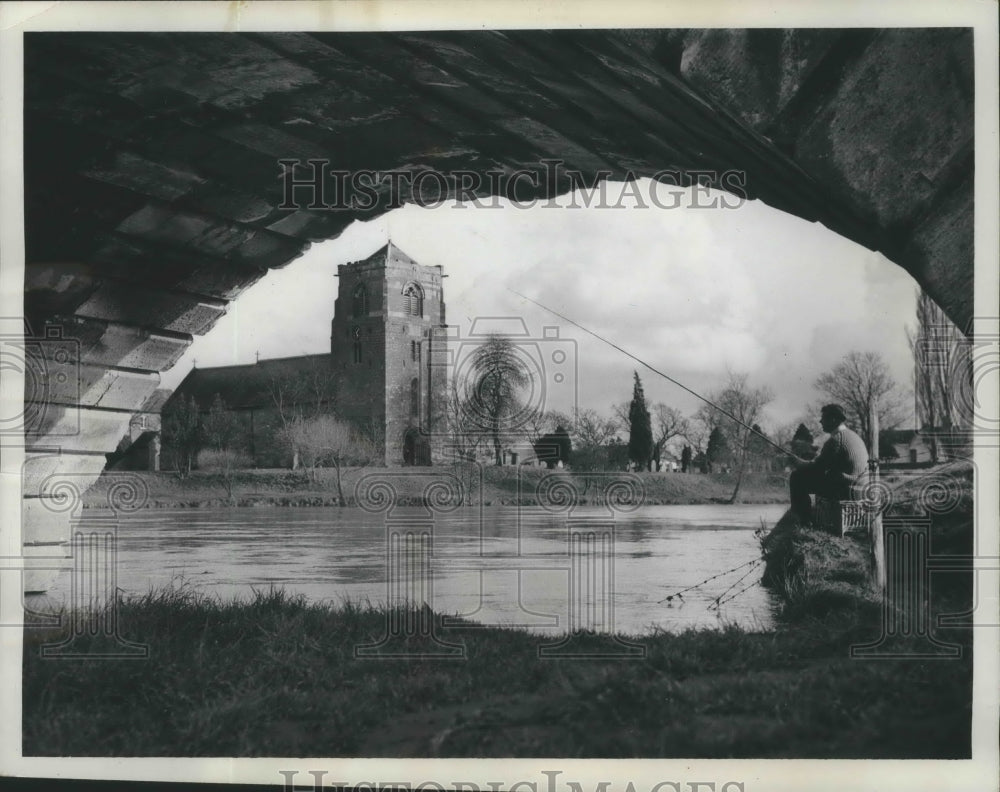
(26, 504, 786, 635)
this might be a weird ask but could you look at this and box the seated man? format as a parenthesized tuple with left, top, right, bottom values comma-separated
(789, 403, 870, 526)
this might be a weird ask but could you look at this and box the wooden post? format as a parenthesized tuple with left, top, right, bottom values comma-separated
(869, 396, 886, 590)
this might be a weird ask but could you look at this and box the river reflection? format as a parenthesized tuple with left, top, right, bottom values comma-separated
(28, 504, 786, 635)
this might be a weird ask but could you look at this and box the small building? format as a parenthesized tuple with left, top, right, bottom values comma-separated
(878, 427, 970, 466)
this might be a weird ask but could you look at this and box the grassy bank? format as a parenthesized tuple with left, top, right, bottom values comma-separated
(22, 586, 972, 758)
(84, 465, 789, 509)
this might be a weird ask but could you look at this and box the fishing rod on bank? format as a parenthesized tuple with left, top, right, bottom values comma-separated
(508, 289, 807, 463)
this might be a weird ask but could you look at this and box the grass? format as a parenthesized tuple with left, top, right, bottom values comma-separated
(23, 563, 972, 757)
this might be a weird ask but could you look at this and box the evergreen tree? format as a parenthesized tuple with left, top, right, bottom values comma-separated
(791, 423, 816, 461)
(792, 423, 814, 443)
(627, 372, 653, 470)
(681, 445, 692, 473)
(706, 426, 729, 473)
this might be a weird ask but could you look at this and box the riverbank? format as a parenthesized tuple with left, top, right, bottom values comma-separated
(83, 465, 790, 509)
(22, 571, 972, 758)
(24, 466, 975, 757)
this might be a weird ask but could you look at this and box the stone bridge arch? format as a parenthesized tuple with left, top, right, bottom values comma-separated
(15, 28, 979, 568)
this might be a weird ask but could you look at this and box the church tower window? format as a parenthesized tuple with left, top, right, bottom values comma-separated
(352, 283, 368, 317)
(402, 282, 423, 317)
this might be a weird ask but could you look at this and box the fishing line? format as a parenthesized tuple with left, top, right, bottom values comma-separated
(708, 558, 764, 610)
(712, 576, 764, 609)
(657, 557, 761, 603)
(509, 289, 805, 461)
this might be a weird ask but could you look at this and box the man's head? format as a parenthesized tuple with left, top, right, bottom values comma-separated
(820, 403, 847, 433)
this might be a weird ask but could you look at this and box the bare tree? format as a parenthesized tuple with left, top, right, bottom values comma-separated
(522, 408, 554, 446)
(907, 289, 970, 460)
(466, 334, 530, 465)
(573, 408, 619, 448)
(814, 351, 906, 454)
(771, 421, 797, 452)
(442, 378, 484, 462)
(651, 403, 688, 467)
(568, 408, 621, 471)
(197, 392, 250, 501)
(545, 410, 576, 434)
(610, 400, 630, 434)
(198, 447, 252, 503)
(269, 362, 339, 469)
(682, 414, 710, 458)
(707, 373, 774, 503)
(279, 415, 376, 504)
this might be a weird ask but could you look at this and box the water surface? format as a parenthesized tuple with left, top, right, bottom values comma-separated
(29, 504, 785, 635)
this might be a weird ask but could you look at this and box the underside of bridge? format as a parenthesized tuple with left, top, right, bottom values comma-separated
(20, 29, 973, 556)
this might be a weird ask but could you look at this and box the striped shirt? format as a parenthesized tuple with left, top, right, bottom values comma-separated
(815, 423, 870, 488)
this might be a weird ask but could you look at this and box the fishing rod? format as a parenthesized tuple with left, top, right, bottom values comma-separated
(509, 289, 807, 462)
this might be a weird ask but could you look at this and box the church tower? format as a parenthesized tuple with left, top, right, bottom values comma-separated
(331, 242, 447, 465)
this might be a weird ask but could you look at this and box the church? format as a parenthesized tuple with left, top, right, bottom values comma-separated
(157, 242, 449, 468)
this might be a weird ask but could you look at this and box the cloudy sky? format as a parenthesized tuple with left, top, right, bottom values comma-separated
(162, 179, 920, 433)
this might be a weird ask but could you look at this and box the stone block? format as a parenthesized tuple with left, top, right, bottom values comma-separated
(81, 151, 205, 202)
(38, 357, 159, 412)
(116, 205, 249, 256)
(680, 29, 841, 132)
(26, 404, 131, 455)
(901, 180, 974, 332)
(47, 316, 191, 372)
(794, 29, 973, 228)
(25, 263, 101, 318)
(74, 281, 227, 336)
(22, 452, 109, 500)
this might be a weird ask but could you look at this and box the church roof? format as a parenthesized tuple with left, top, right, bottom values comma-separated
(163, 353, 335, 412)
(349, 240, 432, 271)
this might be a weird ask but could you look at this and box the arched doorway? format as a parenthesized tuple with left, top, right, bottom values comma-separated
(402, 428, 430, 466)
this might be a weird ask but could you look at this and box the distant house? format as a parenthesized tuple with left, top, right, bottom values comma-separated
(657, 452, 681, 472)
(879, 429, 924, 464)
(878, 427, 971, 465)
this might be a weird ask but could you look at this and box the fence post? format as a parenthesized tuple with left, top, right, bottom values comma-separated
(869, 396, 886, 590)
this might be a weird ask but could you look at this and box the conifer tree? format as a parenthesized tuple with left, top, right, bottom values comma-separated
(791, 423, 816, 461)
(706, 426, 728, 473)
(627, 371, 653, 471)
